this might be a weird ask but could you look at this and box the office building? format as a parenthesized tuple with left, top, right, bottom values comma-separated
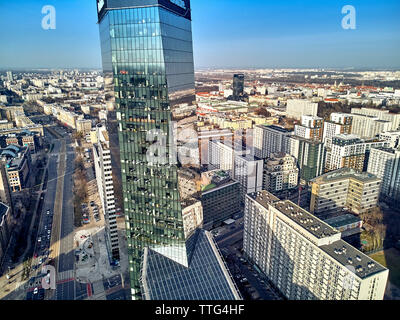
(232, 74, 245, 101)
(367, 147, 400, 203)
(201, 170, 241, 229)
(286, 99, 318, 120)
(324, 214, 363, 238)
(254, 125, 291, 159)
(287, 136, 325, 182)
(0, 159, 11, 205)
(97, 0, 237, 300)
(1, 145, 31, 192)
(93, 123, 120, 262)
(310, 168, 381, 216)
(233, 154, 263, 201)
(263, 153, 299, 193)
(244, 191, 388, 300)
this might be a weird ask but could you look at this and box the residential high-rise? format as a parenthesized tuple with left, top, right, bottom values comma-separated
(286, 99, 318, 120)
(208, 140, 249, 177)
(367, 147, 400, 203)
(233, 154, 263, 201)
(350, 113, 391, 139)
(351, 107, 400, 132)
(294, 115, 324, 142)
(97, 0, 239, 300)
(310, 168, 381, 216)
(325, 134, 388, 173)
(244, 191, 388, 300)
(263, 153, 299, 194)
(323, 113, 353, 148)
(93, 123, 120, 262)
(6, 71, 13, 82)
(254, 125, 291, 159)
(198, 129, 233, 167)
(232, 74, 245, 100)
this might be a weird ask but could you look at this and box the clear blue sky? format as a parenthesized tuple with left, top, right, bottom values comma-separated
(1, 0, 399, 69)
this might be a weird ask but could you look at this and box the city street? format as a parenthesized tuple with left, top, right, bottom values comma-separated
(214, 219, 282, 300)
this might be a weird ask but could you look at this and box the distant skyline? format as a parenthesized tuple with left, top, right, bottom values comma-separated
(1, 0, 399, 70)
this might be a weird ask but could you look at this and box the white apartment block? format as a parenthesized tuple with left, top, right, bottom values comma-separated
(350, 113, 391, 139)
(294, 115, 324, 142)
(93, 123, 120, 261)
(323, 113, 353, 148)
(263, 153, 299, 192)
(244, 191, 388, 300)
(233, 154, 263, 200)
(208, 140, 250, 177)
(286, 99, 319, 120)
(367, 147, 400, 202)
(254, 125, 291, 159)
(379, 131, 400, 149)
(351, 108, 400, 131)
(325, 134, 388, 172)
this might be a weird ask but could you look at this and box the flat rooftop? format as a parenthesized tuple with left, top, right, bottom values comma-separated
(324, 214, 362, 229)
(311, 168, 380, 184)
(250, 191, 339, 239)
(274, 200, 340, 239)
(320, 239, 387, 279)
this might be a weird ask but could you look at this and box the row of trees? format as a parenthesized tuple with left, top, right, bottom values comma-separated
(73, 156, 88, 227)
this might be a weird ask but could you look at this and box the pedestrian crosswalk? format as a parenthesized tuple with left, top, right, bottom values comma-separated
(57, 270, 75, 282)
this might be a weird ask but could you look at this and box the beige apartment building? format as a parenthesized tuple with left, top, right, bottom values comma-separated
(310, 168, 381, 216)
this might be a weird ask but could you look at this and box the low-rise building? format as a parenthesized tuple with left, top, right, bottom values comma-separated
(201, 170, 241, 230)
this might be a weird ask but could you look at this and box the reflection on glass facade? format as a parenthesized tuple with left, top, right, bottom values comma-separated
(233, 74, 244, 100)
(98, 0, 203, 300)
(141, 230, 242, 300)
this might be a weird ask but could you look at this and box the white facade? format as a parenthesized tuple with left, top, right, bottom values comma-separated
(286, 99, 318, 120)
(93, 123, 120, 260)
(208, 140, 250, 177)
(244, 191, 389, 300)
(254, 125, 291, 159)
(263, 153, 299, 192)
(233, 155, 263, 199)
(367, 147, 400, 201)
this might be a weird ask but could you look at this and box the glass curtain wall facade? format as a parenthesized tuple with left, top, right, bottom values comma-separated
(98, 0, 201, 300)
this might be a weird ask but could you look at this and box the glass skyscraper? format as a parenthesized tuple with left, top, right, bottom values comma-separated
(232, 74, 245, 100)
(97, 0, 234, 300)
